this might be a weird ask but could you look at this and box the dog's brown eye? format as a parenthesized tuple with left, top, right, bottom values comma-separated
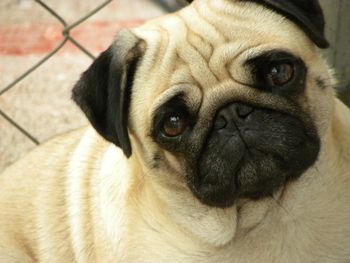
(267, 63, 294, 86)
(162, 113, 187, 137)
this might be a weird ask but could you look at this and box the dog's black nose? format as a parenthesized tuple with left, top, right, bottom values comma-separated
(214, 103, 254, 130)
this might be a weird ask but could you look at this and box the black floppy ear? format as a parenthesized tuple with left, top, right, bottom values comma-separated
(244, 0, 329, 48)
(72, 29, 145, 157)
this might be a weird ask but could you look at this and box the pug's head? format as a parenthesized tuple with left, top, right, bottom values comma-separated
(73, 0, 334, 208)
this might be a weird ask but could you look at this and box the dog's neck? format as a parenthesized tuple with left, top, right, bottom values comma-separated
(138, 177, 239, 247)
(126, 160, 284, 250)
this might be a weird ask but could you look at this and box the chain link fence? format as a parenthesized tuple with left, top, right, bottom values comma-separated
(0, 0, 115, 146)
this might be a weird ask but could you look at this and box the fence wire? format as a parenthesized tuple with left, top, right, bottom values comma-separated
(0, 0, 185, 147)
(0, 0, 116, 145)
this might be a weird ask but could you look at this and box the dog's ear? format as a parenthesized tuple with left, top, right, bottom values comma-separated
(72, 29, 145, 157)
(244, 0, 329, 48)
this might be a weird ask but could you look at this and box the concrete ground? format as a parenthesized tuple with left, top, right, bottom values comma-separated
(0, 0, 169, 171)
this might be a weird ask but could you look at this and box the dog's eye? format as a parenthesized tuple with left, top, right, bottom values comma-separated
(267, 63, 294, 86)
(162, 113, 188, 137)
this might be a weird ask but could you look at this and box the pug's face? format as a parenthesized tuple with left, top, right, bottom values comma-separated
(73, 0, 334, 208)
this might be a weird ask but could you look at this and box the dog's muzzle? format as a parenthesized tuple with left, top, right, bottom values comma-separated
(192, 102, 320, 208)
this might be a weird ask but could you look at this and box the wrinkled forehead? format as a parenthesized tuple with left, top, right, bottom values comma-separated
(133, 0, 315, 88)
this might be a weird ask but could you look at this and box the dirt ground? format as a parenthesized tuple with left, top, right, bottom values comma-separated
(0, 0, 168, 171)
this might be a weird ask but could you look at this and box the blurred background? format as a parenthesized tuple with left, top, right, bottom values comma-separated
(0, 0, 349, 171)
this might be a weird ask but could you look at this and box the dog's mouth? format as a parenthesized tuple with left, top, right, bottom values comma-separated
(189, 104, 320, 208)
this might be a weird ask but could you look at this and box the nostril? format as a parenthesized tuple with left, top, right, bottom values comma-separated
(214, 103, 255, 130)
(236, 105, 253, 119)
(214, 115, 227, 130)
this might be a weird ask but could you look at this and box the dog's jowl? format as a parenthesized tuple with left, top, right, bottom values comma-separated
(1, 0, 350, 262)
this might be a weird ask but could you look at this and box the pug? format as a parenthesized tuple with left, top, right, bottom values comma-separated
(1, 0, 350, 262)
